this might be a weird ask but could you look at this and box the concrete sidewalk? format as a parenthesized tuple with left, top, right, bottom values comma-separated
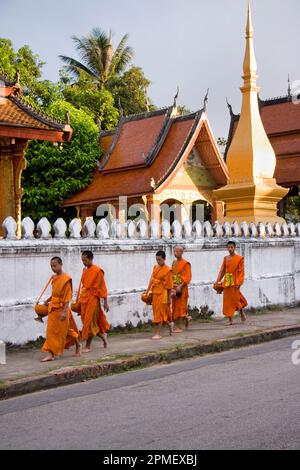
(1, 307, 300, 399)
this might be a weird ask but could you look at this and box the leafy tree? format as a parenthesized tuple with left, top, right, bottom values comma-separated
(22, 101, 100, 222)
(285, 196, 300, 223)
(177, 105, 192, 115)
(59, 28, 134, 90)
(61, 73, 119, 129)
(110, 66, 153, 116)
(0, 38, 63, 109)
(0, 38, 44, 87)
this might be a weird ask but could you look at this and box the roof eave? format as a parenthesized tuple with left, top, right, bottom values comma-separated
(63, 190, 154, 207)
(0, 124, 72, 142)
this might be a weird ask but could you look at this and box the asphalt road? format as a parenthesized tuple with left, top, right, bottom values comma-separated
(1, 336, 300, 450)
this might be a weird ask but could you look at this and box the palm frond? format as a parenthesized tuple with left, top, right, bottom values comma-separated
(110, 34, 134, 76)
(60, 29, 134, 88)
(59, 55, 98, 81)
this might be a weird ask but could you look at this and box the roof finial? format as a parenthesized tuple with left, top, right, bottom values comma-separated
(144, 87, 150, 112)
(203, 88, 209, 111)
(226, 97, 234, 116)
(246, 0, 254, 39)
(173, 86, 179, 108)
(242, 0, 258, 90)
(288, 74, 292, 99)
(15, 70, 20, 84)
(64, 111, 70, 125)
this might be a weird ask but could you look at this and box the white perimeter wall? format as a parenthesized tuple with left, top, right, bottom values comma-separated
(1, 238, 300, 345)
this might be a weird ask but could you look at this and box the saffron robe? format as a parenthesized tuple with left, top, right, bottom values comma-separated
(172, 259, 192, 320)
(79, 264, 110, 340)
(149, 265, 173, 324)
(218, 254, 248, 318)
(42, 274, 79, 356)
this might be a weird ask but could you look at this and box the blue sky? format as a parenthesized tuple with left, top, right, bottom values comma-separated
(1, 0, 299, 137)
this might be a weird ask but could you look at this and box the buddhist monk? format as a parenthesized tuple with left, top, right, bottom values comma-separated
(215, 241, 248, 326)
(171, 246, 192, 333)
(146, 250, 174, 340)
(78, 250, 110, 353)
(40, 257, 81, 362)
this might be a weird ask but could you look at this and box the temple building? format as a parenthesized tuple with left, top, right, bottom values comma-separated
(64, 99, 229, 225)
(0, 74, 72, 233)
(225, 93, 300, 217)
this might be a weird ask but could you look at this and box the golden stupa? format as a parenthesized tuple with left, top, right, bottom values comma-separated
(214, 1, 288, 223)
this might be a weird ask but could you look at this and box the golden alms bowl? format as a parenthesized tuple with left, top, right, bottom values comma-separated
(34, 304, 48, 316)
(141, 292, 153, 305)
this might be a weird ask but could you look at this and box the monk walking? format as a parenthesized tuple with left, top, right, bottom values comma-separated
(78, 250, 110, 353)
(146, 250, 174, 340)
(40, 257, 81, 362)
(171, 246, 192, 333)
(215, 241, 248, 326)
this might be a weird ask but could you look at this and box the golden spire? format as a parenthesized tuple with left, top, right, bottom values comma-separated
(242, 0, 258, 92)
(212, 0, 288, 223)
(226, 0, 277, 183)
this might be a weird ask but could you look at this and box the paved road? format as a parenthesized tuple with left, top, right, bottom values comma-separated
(1, 336, 300, 450)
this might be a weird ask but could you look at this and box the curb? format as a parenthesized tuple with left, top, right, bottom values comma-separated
(1, 324, 300, 400)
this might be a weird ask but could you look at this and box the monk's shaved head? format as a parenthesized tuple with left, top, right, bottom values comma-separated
(174, 245, 184, 259)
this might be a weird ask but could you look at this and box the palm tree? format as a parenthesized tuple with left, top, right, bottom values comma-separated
(59, 28, 134, 90)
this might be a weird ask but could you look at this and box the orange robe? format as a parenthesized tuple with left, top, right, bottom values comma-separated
(150, 265, 173, 324)
(172, 259, 192, 320)
(218, 254, 248, 318)
(79, 264, 110, 340)
(42, 274, 79, 356)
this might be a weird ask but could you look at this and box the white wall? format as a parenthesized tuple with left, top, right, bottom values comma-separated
(1, 237, 300, 345)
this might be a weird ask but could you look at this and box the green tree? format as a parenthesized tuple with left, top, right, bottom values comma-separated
(22, 101, 100, 222)
(176, 105, 192, 116)
(0, 38, 44, 87)
(285, 196, 300, 223)
(62, 73, 119, 129)
(0, 38, 63, 109)
(59, 28, 134, 90)
(110, 66, 153, 116)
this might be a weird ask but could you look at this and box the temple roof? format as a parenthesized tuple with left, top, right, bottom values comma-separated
(100, 107, 174, 172)
(225, 95, 300, 186)
(0, 73, 72, 142)
(64, 105, 228, 206)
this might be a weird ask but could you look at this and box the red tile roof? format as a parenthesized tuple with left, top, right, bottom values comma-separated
(0, 74, 72, 142)
(260, 98, 300, 135)
(64, 107, 228, 207)
(101, 108, 172, 172)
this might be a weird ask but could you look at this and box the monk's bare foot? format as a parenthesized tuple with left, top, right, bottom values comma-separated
(173, 328, 183, 333)
(40, 355, 54, 362)
(226, 321, 234, 327)
(81, 348, 91, 354)
(101, 333, 108, 348)
(152, 335, 162, 340)
(168, 324, 173, 336)
(73, 345, 82, 357)
(185, 315, 192, 329)
(34, 317, 44, 324)
(240, 311, 247, 323)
